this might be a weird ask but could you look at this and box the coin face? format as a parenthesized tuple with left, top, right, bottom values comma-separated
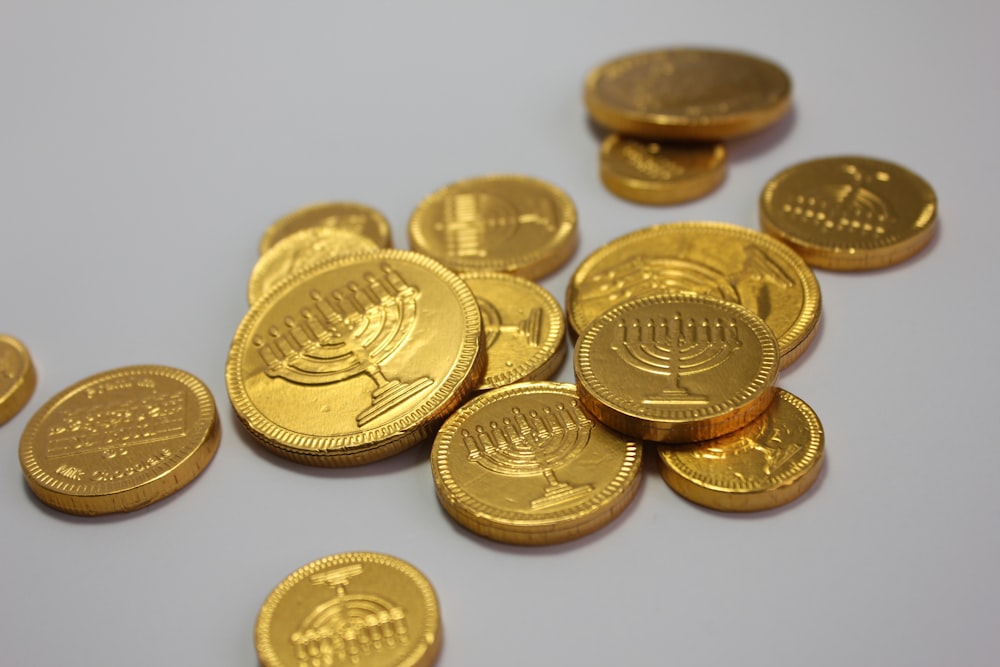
(600, 134, 727, 205)
(575, 294, 779, 443)
(0, 334, 36, 425)
(431, 382, 642, 545)
(255, 552, 441, 667)
(584, 48, 791, 140)
(227, 249, 485, 466)
(658, 389, 824, 511)
(18, 365, 220, 515)
(259, 201, 393, 255)
(760, 156, 938, 270)
(408, 174, 579, 280)
(566, 221, 821, 369)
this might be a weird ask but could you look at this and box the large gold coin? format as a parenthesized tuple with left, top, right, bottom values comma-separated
(575, 294, 779, 443)
(566, 221, 821, 369)
(760, 155, 938, 270)
(408, 174, 578, 280)
(260, 201, 393, 255)
(18, 365, 220, 516)
(255, 552, 441, 667)
(584, 48, 791, 140)
(461, 271, 566, 392)
(658, 389, 824, 511)
(0, 334, 36, 425)
(431, 382, 642, 545)
(227, 249, 485, 466)
(600, 134, 727, 204)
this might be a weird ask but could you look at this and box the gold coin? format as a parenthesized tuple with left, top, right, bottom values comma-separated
(760, 155, 938, 270)
(600, 134, 727, 204)
(255, 552, 441, 667)
(565, 221, 821, 369)
(248, 226, 380, 304)
(584, 47, 791, 140)
(0, 334, 36, 425)
(407, 174, 579, 280)
(259, 201, 393, 255)
(575, 294, 779, 443)
(658, 389, 824, 511)
(460, 271, 566, 392)
(227, 249, 485, 466)
(431, 381, 642, 545)
(18, 365, 220, 516)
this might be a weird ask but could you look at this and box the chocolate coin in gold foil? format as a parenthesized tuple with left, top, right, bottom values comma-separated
(260, 201, 393, 255)
(600, 134, 727, 204)
(0, 334, 36, 425)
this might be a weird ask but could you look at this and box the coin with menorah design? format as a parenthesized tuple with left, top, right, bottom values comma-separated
(407, 174, 578, 280)
(259, 201, 393, 256)
(760, 156, 938, 270)
(584, 47, 791, 140)
(431, 381, 642, 545)
(227, 249, 485, 466)
(0, 334, 36, 425)
(658, 389, 824, 511)
(599, 134, 727, 205)
(566, 221, 821, 369)
(256, 552, 441, 667)
(461, 271, 566, 392)
(18, 365, 220, 515)
(575, 294, 779, 443)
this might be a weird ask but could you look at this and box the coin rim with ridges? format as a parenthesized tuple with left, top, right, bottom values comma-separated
(0, 334, 37, 425)
(259, 201, 394, 256)
(599, 134, 727, 205)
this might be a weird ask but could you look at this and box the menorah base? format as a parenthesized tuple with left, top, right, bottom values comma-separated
(531, 481, 594, 510)
(357, 376, 434, 426)
(642, 389, 709, 406)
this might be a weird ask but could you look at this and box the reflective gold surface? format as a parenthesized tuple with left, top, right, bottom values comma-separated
(584, 48, 791, 140)
(658, 389, 824, 511)
(431, 381, 642, 545)
(260, 202, 393, 255)
(575, 294, 779, 443)
(600, 135, 727, 204)
(256, 552, 441, 667)
(566, 221, 821, 368)
(760, 155, 938, 270)
(227, 249, 485, 466)
(408, 174, 578, 280)
(0, 334, 36, 425)
(18, 365, 220, 515)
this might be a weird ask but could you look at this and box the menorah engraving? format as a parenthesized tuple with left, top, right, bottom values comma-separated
(477, 296, 543, 349)
(290, 564, 408, 666)
(435, 192, 556, 258)
(462, 401, 594, 510)
(253, 263, 433, 426)
(782, 163, 893, 237)
(614, 312, 742, 405)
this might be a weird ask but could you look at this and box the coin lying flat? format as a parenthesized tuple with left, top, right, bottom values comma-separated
(658, 389, 824, 511)
(256, 552, 441, 667)
(600, 134, 727, 204)
(584, 47, 791, 141)
(432, 382, 642, 545)
(566, 221, 821, 369)
(18, 365, 220, 516)
(760, 155, 938, 270)
(575, 294, 779, 443)
(408, 174, 579, 280)
(259, 201, 393, 256)
(227, 249, 485, 466)
(461, 272, 566, 392)
(0, 334, 36, 425)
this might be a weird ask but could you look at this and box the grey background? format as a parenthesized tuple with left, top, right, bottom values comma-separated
(2, 2, 998, 665)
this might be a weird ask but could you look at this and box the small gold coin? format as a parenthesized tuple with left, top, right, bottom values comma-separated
(259, 201, 393, 256)
(227, 249, 485, 466)
(760, 155, 938, 270)
(248, 226, 380, 304)
(408, 174, 579, 280)
(658, 389, 824, 511)
(0, 334, 36, 425)
(575, 294, 779, 443)
(600, 134, 727, 204)
(431, 381, 642, 545)
(461, 271, 566, 391)
(584, 47, 791, 140)
(566, 221, 821, 369)
(255, 552, 441, 667)
(18, 365, 220, 516)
